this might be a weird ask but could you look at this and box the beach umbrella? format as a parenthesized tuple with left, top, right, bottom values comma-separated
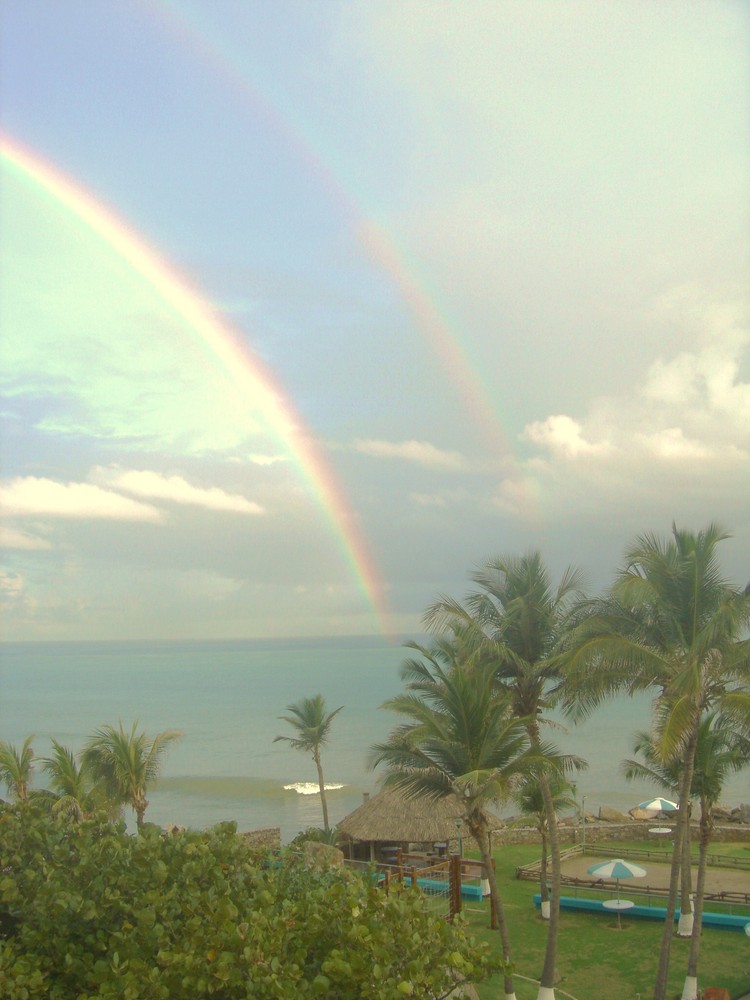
(587, 858, 647, 894)
(588, 858, 647, 929)
(637, 797, 678, 813)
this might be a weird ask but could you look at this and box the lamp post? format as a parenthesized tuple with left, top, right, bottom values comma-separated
(581, 795, 587, 853)
(454, 818, 463, 856)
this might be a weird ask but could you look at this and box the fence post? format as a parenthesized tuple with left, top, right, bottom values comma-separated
(449, 853, 462, 921)
(490, 858, 497, 929)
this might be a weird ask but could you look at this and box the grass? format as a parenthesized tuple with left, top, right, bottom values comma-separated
(460, 842, 750, 1000)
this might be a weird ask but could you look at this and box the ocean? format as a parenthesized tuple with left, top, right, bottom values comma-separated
(1, 636, 747, 842)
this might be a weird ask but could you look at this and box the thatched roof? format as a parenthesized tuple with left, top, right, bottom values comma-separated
(337, 787, 504, 844)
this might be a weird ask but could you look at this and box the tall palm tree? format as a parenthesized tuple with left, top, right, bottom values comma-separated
(274, 694, 343, 832)
(0, 736, 35, 801)
(81, 721, 182, 829)
(682, 713, 749, 1000)
(425, 552, 585, 1000)
(40, 740, 107, 821)
(564, 523, 750, 1000)
(371, 636, 550, 1000)
(622, 727, 694, 936)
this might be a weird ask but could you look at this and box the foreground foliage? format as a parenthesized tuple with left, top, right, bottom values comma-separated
(0, 802, 500, 999)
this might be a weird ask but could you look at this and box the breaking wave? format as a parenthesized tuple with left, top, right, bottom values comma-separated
(283, 782, 346, 796)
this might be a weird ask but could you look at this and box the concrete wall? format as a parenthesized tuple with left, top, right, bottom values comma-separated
(493, 822, 750, 846)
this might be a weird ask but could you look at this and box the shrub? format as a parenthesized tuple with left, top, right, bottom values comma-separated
(0, 801, 501, 998)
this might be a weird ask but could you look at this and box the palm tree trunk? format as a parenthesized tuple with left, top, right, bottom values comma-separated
(314, 752, 330, 831)
(469, 814, 517, 1000)
(681, 803, 712, 1000)
(677, 801, 693, 937)
(529, 721, 561, 1000)
(135, 800, 147, 829)
(653, 726, 698, 1000)
(539, 825, 549, 918)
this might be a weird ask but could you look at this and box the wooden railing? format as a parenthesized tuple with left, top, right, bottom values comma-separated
(345, 850, 491, 923)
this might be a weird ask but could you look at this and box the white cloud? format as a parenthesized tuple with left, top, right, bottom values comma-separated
(354, 438, 465, 470)
(0, 526, 53, 549)
(173, 570, 244, 603)
(523, 415, 612, 459)
(0, 570, 26, 601)
(247, 453, 286, 467)
(516, 300, 750, 530)
(0, 477, 164, 521)
(642, 312, 750, 434)
(525, 300, 750, 466)
(409, 493, 448, 508)
(491, 477, 542, 520)
(93, 468, 264, 515)
(634, 427, 711, 462)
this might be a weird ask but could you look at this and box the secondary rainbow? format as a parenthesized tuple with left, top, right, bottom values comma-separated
(0, 134, 392, 635)
(151, 1, 525, 467)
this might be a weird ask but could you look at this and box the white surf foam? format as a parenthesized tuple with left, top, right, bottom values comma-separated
(283, 781, 345, 796)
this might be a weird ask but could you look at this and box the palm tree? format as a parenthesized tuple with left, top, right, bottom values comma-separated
(371, 636, 550, 1000)
(0, 735, 35, 801)
(81, 721, 182, 829)
(564, 523, 750, 1000)
(622, 726, 694, 936)
(682, 713, 749, 1000)
(516, 774, 577, 920)
(274, 694, 343, 832)
(40, 740, 107, 821)
(424, 552, 585, 1000)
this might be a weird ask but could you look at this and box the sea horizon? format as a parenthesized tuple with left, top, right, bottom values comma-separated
(2, 636, 747, 841)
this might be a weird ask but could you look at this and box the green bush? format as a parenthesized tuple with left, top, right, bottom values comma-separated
(0, 802, 500, 998)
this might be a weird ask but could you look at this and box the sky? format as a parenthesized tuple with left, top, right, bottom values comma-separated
(0, 0, 748, 642)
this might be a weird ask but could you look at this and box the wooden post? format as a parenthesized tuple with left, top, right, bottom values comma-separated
(449, 853, 462, 921)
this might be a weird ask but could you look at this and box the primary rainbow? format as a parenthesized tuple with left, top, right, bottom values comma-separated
(0, 134, 392, 635)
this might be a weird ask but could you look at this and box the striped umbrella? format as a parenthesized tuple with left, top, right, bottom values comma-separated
(587, 858, 647, 895)
(637, 797, 678, 813)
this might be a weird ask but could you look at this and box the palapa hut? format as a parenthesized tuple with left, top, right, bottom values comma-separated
(337, 787, 504, 862)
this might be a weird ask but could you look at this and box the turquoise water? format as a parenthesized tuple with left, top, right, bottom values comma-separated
(1, 637, 747, 841)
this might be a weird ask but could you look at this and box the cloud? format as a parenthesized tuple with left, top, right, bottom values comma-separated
(518, 301, 750, 526)
(354, 438, 465, 470)
(93, 468, 265, 515)
(0, 570, 26, 601)
(523, 414, 612, 459)
(0, 526, 53, 550)
(525, 302, 750, 467)
(247, 453, 286, 467)
(641, 312, 750, 435)
(0, 477, 164, 521)
(173, 569, 245, 603)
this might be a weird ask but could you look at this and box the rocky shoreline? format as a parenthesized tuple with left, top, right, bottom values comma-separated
(494, 804, 750, 847)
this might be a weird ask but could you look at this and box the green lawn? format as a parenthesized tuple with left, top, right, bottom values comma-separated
(461, 843, 750, 1000)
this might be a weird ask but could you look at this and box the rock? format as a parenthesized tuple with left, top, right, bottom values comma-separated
(628, 808, 653, 821)
(302, 840, 344, 869)
(598, 805, 632, 822)
(735, 804, 750, 824)
(242, 827, 281, 851)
